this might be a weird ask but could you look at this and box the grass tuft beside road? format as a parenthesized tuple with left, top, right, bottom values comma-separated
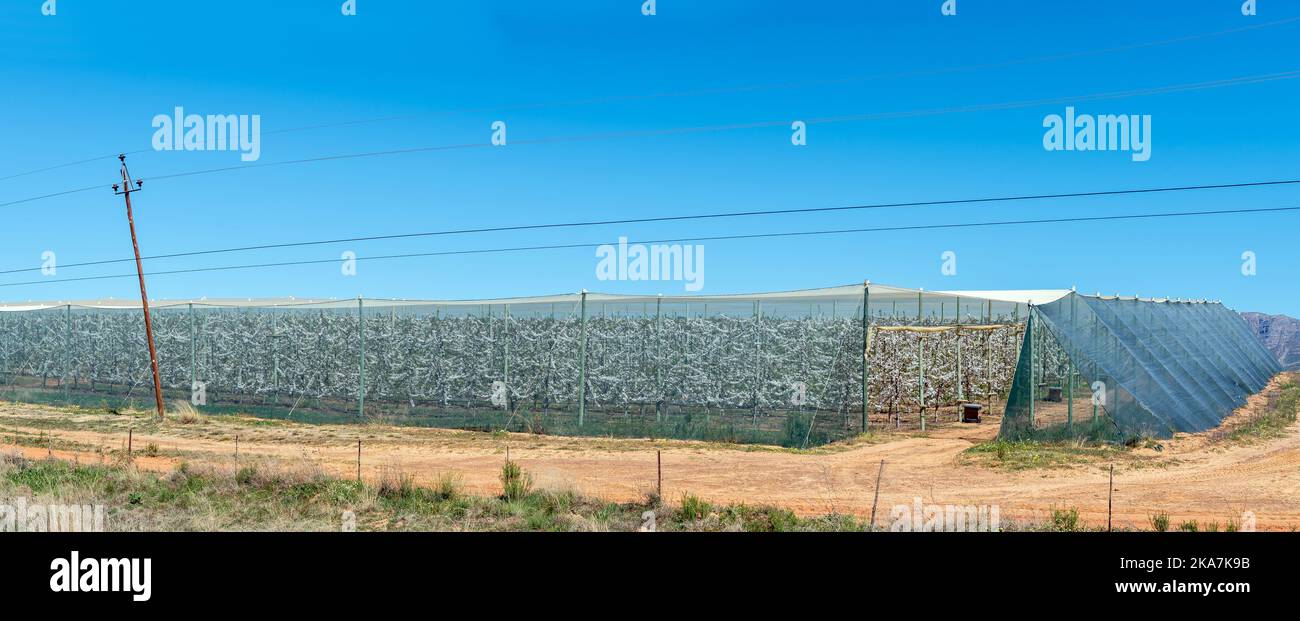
(0, 452, 870, 532)
(960, 438, 1154, 471)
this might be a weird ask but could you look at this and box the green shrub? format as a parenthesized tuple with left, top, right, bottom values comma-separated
(1050, 507, 1080, 532)
(500, 460, 532, 501)
(1149, 511, 1170, 532)
(378, 470, 416, 500)
(677, 493, 712, 521)
(433, 472, 461, 501)
(235, 465, 257, 486)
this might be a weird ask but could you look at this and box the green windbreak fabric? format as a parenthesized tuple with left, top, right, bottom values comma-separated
(1001, 293, 1281, 439)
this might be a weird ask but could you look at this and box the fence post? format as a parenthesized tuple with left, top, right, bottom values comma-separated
(1107, 463, 1114, 532)
(577, 290, 588, 427)
(358, 296, 365, 418)
(869, 459, 885, 531)
(861, 282, 870, 431)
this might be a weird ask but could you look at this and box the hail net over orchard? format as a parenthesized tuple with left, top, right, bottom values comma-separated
(0, 284, 1042, 446)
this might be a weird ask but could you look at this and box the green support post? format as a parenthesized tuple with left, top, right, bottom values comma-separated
(577, 291, 588, 427)
(861, 283, 870, 431)
(753, 299, 762, 419)
(64, 304, 71, 400)
(985, 299, 993, 399)
(358, 297, 365, 418)
(189, 303, 197, 396)
(985, 330, 993, 400)
(955, 326, 963, 402)
(918, 333, 926, 431)
(684, 302, 690, 374)
(504, 304, 511, 411)
(270, 309, 278, 402)
(655, 295, 663, 422)
(1028, 306, 1035, 428)
(1067, 293, 1075, 428)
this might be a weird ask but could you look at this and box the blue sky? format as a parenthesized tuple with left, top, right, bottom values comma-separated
(1, 0, 1297, 314)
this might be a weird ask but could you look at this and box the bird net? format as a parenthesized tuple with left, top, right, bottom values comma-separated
(1000, 293, 1282, 441)
(0, 284, 1030, 447)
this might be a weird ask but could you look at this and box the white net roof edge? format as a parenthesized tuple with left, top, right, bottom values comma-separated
(938, 290, 1073, 305)
(0, 282, 1051, 311)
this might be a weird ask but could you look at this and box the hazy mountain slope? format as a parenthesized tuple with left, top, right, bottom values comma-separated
(1242, 312, 1300, 371)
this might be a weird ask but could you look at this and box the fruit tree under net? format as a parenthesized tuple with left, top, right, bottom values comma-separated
(0, 284, 1035, 447)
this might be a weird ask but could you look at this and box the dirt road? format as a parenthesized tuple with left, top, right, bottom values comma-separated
(2, 382, 1297, 530)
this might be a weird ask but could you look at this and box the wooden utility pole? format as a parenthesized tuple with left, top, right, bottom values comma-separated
(113, 155, 165, 419)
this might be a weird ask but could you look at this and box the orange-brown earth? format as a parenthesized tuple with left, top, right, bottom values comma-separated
(2, 374, 1296, 530)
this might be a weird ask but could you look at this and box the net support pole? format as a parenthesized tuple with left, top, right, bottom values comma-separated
(503, 304, 511, 411)
(918, 333, 926, 431)
(1028, 305, 1036, 428)
(189, 303, 196, 397)
(861, 282, 870, 432)
(271, 310, 279, 405)
(63, 304, 71, 399)
(578, 290, 588, 427)
(1067, 293, 1075, 429)
(955, 327, 963, 402)
(0, 312, 7, 382)
(985, 330, 993, 400)
(986, 299, 993, 399)
(357, 296, 365, 418)
(655, 294, 663, 422)
(754, 299, 763, 420)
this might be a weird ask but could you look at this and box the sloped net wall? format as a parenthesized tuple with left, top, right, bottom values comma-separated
(0, 287, 1029, 447)
(1000, 293, 1283, 441)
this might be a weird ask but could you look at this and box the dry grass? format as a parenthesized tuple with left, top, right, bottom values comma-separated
(169, 401, 206, 425)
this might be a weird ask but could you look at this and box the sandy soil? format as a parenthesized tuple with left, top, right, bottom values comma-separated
(1, 374, 1297, 530)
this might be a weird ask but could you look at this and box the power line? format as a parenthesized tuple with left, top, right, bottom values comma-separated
(4, 204, 1296, 289)
(3, 177, 1298, 277)
(5, 14, 1297, 183)
(4, 67, 1300, 211)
